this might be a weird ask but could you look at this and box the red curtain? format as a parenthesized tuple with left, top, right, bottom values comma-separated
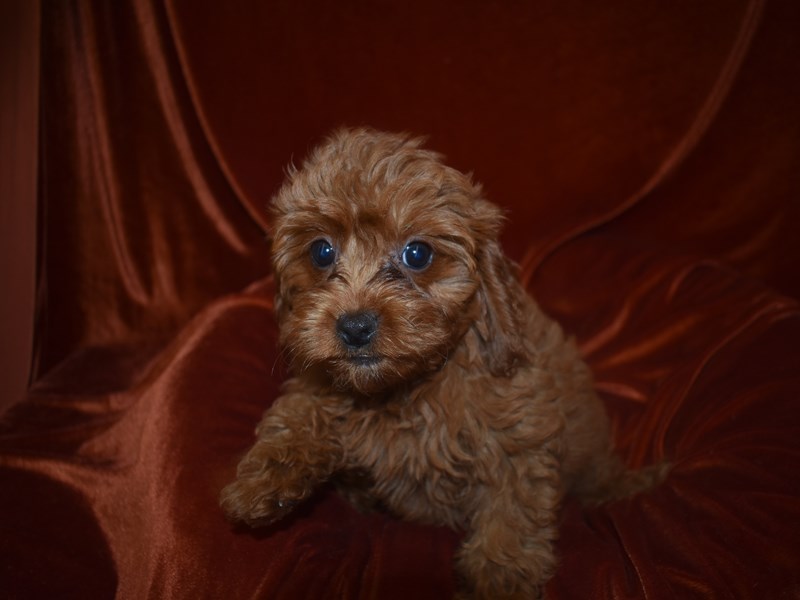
(2, 1, 799, 598)
(0, 1, 39, 412)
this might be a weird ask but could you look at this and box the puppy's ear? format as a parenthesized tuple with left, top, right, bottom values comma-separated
(471, 202, 528, 377)
(267, 230, 291, 323)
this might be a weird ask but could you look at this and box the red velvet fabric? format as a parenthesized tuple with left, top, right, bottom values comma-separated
(2, 1, 799, 598)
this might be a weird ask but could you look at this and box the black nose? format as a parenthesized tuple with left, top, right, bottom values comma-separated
(336, 312, 378, 349)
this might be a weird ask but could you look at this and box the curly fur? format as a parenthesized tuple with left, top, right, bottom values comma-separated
(221, 128, 667, 599)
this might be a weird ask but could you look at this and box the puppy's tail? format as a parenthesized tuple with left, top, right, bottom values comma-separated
(571, 455, 670, 506)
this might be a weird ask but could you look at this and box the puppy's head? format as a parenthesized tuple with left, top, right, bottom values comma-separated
(270, 128, 525, 395)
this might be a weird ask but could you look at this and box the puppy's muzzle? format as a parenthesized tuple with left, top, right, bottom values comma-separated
(336, 312, 379, 349)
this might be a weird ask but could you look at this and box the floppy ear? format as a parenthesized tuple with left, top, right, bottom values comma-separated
(470, 201, 528, 377)
(474, 240, 528, 377)
(266, 229, 293, 325)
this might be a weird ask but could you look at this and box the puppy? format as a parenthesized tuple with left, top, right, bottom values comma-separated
(221, 128, 666, 599)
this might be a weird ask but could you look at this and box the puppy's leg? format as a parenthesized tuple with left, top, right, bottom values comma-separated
(220, 393, 343, 527)
(456, 450, 562, 600)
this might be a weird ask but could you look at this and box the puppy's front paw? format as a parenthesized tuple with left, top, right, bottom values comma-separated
(220, 476, 300, 527)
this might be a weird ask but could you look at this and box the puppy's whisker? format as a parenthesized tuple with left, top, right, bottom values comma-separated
(270, 344, 293, 376)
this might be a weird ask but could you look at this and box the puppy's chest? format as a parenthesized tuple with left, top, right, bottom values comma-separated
(340, 406, 479, 525)
(339, 394, 494, 493)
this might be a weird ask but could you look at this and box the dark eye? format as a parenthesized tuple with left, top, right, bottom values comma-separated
(402, 241, 433, 270)
(310, 239, 335, 268)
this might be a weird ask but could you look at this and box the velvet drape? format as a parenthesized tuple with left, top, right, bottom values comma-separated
(2, 1, 798, 598)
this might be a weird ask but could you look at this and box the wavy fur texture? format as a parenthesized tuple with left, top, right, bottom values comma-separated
(221, 128, 667, 599)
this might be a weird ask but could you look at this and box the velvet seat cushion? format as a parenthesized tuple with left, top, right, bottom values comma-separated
(2, 233, 798, 599)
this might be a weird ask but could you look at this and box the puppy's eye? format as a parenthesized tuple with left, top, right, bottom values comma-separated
(402, 241, 433, 270)
(310, 239, 335, 268)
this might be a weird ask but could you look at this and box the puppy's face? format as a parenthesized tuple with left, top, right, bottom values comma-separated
(270, 129, 507, 395)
